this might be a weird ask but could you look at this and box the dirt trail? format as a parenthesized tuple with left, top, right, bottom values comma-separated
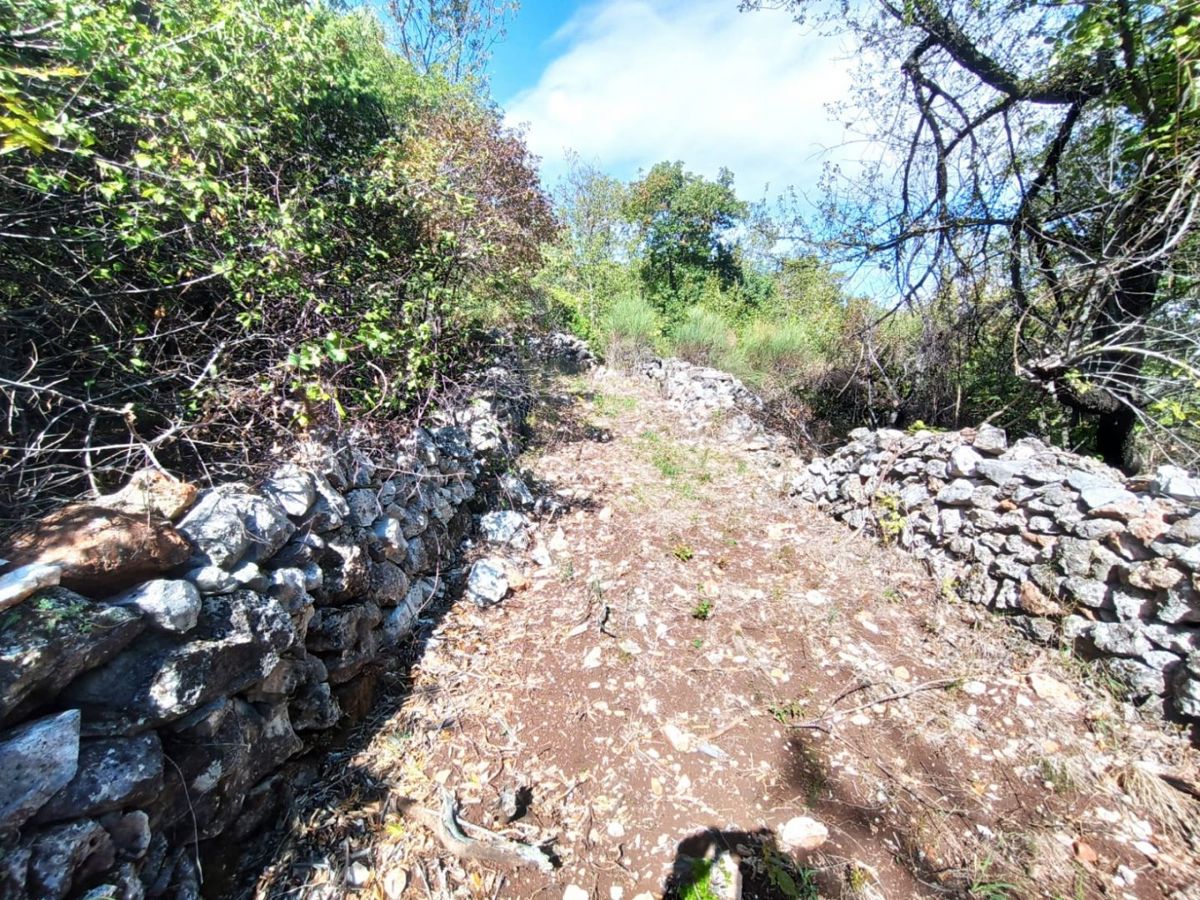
(248, 366, 1200, 900)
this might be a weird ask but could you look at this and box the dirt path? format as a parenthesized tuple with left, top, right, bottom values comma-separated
(249, 366, 1200, 900)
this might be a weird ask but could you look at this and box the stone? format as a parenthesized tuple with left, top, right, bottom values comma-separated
(1, 506, 191, 595)
(948, 445, 983, 478)
(183, 564, 239, 595)
(261, 464, 317, 518)
(0, 562, 61, 613)
(321, 628, 380, 685)
(1080, 487, 1143, 518)
(1143, 624, 1200, 655)
(1170, 668, 1200, 718)
(307, 602, 382, 653)
(1086, 621, 1153, 658)
(0, 588, 144, 723)
(974, 460, 1019, 485)
(27, 819, 115, 900)
(1126, 559, 1184, 592)
(1155, 582, 1200, 625)
(154, 698, 302, 839)
(1018, 581, 1064, 617)
(111, 579, 201, 633)
(1154, 465, 1200, 503)
(268, 532, 326, 569)
(229, 560, 267, 590)
(899, 483, 931, 510)
(936, 479, 976, 506)
(177, 487, 295, 569)
(1111, 586, 1157, 622)
(499, 472, 535, 508)
(99, 810, 151, 861)
(63, 590, 293, 733)
(480, 510, 531, 550)
(266, 566, 307, 605)
(1105, 658, 1166, 698)
(245, 653, 327, 701)
(970, 424, 1006, 454)
(319, 536, 370, 603)
(0, 710, 80, 830)
(368, 560, 409, 606)
(345, 489, 383, 529)
(370, 516, 406, 563)
(1176, 545, 1200, 572)
(404, 535, 431, 575)
(290, 681, 342, 731)
(96, 469, 198, 521)
(1028, 672, 1082, 711)
(1166, 515, 1200, 544)
(1067, 470, 1124, 494)
(779, 815, 829, 851)
(1074, 519, 1124, 540)
(467, 558, 508, 607)
(1062, 576, 1109, 609)
(35, 733, 162, 823)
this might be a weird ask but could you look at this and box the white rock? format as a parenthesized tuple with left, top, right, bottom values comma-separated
(111, 579, 201, 633)
(563, 886, 589, 900)
(0, 563, 61, 612)
(480, 510, 530, 550)
(948, 445, 983, 477)
(779, 815, 828, 851)
(466, 558, 508, 607)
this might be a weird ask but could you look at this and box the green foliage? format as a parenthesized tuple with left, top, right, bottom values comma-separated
(0, 0, 553, 515)
(601, 294, 661, 364)
(690, 597, 713, 620)
(673, 307, 735, 367)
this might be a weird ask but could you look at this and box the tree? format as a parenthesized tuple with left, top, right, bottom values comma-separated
(383, 0, 518, 83)
(623, 161, 750, 309)
(746, 0, 1200, 469)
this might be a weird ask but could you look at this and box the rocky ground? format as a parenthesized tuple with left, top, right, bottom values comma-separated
(239, 366, 1200, 900)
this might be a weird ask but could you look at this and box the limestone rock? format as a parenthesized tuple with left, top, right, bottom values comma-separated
(306, 602, 382, 653)
(345, 489, 383, 529)
(467, 558, 508, 607)
(27, 819, 115, 900)
(1154, 465, 1200, 503)
(368, 560, 409, 606)
(261, 464, 317, 518)
(0, 588, 144, 723)
(948, 445, 983, 478)
(182, 564, 239, 595)
(480, 510, 531, 550)
(99, 810, 152, 861)
(936, 479, 976, 506)
(289, 682, 342, 731)
(972, 424, 1008, 455)
(96, 469, 198, 521)
(0, 562, 61, 613)
(34, 733, 162, 823)
(0, 710, 80, 830)
(62, 590, 293, 733)
(1, 506, 190, 595)
(111, 579, 201, 633)
(178, 487, 295, 569)
(318, 535, 370, 603)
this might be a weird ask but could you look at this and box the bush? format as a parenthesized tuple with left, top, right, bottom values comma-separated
(602, 295, 661, 366)
(0, 0, 553, 522)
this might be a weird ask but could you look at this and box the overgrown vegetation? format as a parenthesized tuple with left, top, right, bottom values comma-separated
(0, 0, 552, 523)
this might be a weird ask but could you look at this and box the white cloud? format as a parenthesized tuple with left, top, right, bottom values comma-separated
(503, 0, 858, 201)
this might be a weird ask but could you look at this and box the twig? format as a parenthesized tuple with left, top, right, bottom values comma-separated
(790, 678, 959, 729)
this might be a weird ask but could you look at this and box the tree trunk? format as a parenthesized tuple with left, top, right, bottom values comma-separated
(1095, 405, 1137, 470)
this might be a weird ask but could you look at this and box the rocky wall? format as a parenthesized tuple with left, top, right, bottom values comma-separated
(792, 426, 1200, 727)
(0, 376, 532, 898)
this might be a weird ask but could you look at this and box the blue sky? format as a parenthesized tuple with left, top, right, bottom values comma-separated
(486, 0, 860, 204)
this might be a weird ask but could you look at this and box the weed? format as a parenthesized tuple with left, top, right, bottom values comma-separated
(882, 586, 902, 604)
(593, 392, 637, 417)
(691, 638, 704, 649)
(969, 856, 1015, 899)
(672, 544, 695, 562)
(768, 699, 806, 724)
(679, 858, 720, 900)
(762, 843, 818, 899)
(691, 598, 714, 620)
(559, 560, 575, 582)
(872, 491, 906, 544)
(1037, 757, 1077, 795)
(940, 576, 961, 603)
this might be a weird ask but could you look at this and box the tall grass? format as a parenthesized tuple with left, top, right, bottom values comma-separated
(672, 307, 735, 367)
(602, 294, 661, 366)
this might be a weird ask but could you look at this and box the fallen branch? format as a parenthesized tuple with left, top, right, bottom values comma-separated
(394, 789, 555, 872)
(790, 678, 960, 729)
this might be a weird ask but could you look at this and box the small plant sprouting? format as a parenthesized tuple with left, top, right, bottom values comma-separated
(882, 586, 902, 604)
(872, 492, 906, 544)
(691, 638, 704, 649)
(768, 699, 805, 724)
(672, 543, 695, 562)
(691, 597, 713, 620)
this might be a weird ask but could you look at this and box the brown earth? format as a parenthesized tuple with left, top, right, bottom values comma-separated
(242, 366, 1200, 900)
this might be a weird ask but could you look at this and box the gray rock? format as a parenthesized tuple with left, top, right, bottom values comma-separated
(1111, 587, 1156, 622)
(1166, 515, 1200, 544)
(948, 445, 983, 477)
(1063, 576, 1110, 609)
(936, 479, 976, 506)
(1078, 485, 1140, 515)
(306, 603, 382, 653)
(0, 562, 61, 611)
(467, 559, 508, 607)
(1154, 465, 1200, 503)
(35, 733, 162, 823)
(499, 472, 535, 508)
(289, 681, 341, 731)
(404, 535, 431, 575)
(1087, 621, 1153, 657)
(368, 560, 409, 606)
(301, 561, 323, 593)
(305, 488, 349, 533)
(974, 460, 1019, 485)
(261, 465, 316, 518)
(480, 510, 531, 550)
(183, 564, 239, 594)
(1105, 658, 1167, 698)
(370, 515, 406, 563)
(62, 590, 293, 733)
(399, 507, 430, 539)
(382, 598, 420, 645)
(0, 710, 80, 830)
(972, 424, 1008, 455)
(1170, 668, 1200, 718)
(266, 566, 307, 605)
(320, 626, 381, 684)
(1155, 582, 1200, 624)
(345, 489, 382, 528)
(99, 810, 151, 861)
(1176, 544, 1200, 572)
(268, 532, 326, 569)
(111, 579, 201, 634)
(1067, 470, 1123, 493)
(0, 588, 144, 723)
(178, 487, 295, 569)
(1143, 623, 1200, 654)
(899, 483, 931, 510)
(245, 653, 326, 701)
(155, 698, 302, 839)
(229, 560, 267, 591)
(27, 819, 115, 899)
(319, 536, 370, 603)
(1074, 519, 1124, 540)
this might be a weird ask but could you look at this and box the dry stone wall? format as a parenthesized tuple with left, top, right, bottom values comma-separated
(792, 426, 1200, 726)
(0, 372, 532, 899)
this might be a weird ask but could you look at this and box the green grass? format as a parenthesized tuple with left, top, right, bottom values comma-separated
(691, 598, 714, 620)
(672, 543, 695, 562)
